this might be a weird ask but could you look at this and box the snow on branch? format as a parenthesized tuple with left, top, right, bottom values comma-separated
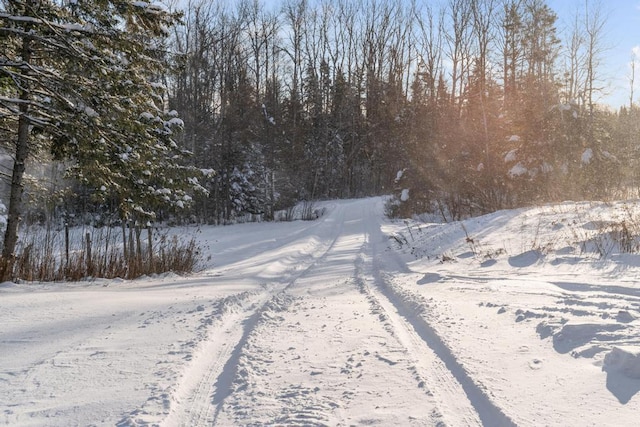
(0, 13, 95, 34)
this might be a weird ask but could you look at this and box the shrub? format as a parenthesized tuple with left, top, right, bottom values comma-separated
(2, 224, 201, 282)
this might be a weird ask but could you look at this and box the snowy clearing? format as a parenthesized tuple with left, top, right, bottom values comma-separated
(2, 197, 640, 426)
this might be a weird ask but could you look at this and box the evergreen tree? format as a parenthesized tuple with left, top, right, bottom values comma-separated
(0, 0, 199, 279)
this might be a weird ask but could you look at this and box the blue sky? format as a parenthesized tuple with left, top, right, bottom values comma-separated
(549, 0, 640, 109)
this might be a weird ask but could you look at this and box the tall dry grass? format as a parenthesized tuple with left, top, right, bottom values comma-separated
(3, 224, 200, 282)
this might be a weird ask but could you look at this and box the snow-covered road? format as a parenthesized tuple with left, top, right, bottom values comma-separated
(207, 198, 513, 426)
(2, 197, 640, 426)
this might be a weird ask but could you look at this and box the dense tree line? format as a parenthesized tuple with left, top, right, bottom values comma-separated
(165, 0, 637, 223)
(0, 0, 203, 278)
(2, 0, 640, 243)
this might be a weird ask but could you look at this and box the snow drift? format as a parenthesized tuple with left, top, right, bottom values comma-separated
(2, 197, 640, 426)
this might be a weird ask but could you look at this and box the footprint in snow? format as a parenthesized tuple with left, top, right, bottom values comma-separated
(529, 358, 543, 370)
(481, 259, 497, 267)
(417, 273, 442, 285)
(508, 250, 541, 268)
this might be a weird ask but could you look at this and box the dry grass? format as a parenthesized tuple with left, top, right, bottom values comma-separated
(3, 225, 200, 282)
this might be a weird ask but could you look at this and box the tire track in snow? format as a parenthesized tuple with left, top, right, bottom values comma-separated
(160, 291, 269, 426)
(215, 292, 338, 427)
(353, 253, 479, 426)
(210, 209, 348, 425)
(216, 200, 441, 425)
(161, 205, 349, 426)
(358, 201, 516, 427)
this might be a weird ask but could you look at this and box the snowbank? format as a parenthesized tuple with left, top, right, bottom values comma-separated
(604, 346, 640, 379)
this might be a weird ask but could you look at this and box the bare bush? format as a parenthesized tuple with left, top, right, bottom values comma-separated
(559, 203, 640, 259)
(300, 201, 318, 221)
(3, 225, 201, 282)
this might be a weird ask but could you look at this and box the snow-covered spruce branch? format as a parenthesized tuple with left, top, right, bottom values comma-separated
(0, 100, 21, 115)
(0, 95, 54, 112)
(0, 57, 72, 89)
(0, 27, 104, 63)
(0, 13, 95, 35)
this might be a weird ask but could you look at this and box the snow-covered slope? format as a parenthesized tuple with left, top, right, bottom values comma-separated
(1, 198, 640, 426)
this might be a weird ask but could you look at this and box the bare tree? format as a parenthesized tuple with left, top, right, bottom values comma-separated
(470, 0, 498, 166)
(471, 0, 497, 107)
(498, 0, 524, 109)
(414, 2, 445, 103)
(582, 0, 608, 116)
(563, 11, 586, 105)
(630, 49, 638, 110)
(282, 0, 306, 110)
(444, 0, 473, 110)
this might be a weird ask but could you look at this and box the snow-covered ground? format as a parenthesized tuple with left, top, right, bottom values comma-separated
(2, 197, 640, 426)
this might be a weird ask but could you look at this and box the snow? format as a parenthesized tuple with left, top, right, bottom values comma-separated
(604, 347, 640, 379)
(582, 148, 594, 164)
(83, 106, 98, 117)
(2, 197, 640, 426)
(508, 162, 528, 177)
(140, 112, 155, 121)
(167, 117, 184, 128)
(400, 188, 410, 201)
(131, 1, 165, 13)
(132, 1, 152, 9)
(61, 23, 86, 32)
(504, 149, 517, 162)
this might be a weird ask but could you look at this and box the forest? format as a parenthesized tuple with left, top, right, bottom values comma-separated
(1, 0, 640, 279)
(165, 0, 640, 222)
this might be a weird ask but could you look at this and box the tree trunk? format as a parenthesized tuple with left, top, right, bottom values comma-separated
(85, 232, 93, 276)
(1, 31, 32, 281)
(147, 226, 153, 270)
